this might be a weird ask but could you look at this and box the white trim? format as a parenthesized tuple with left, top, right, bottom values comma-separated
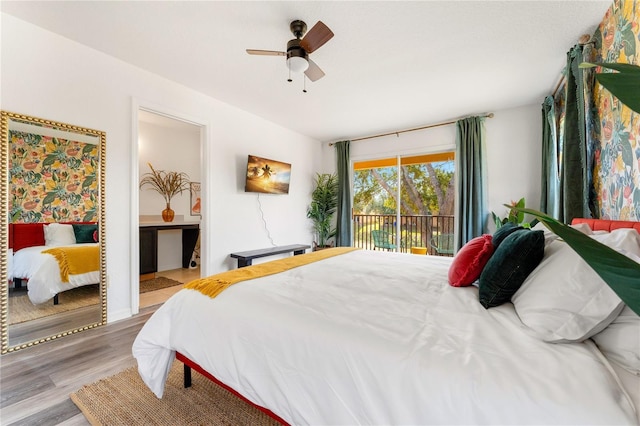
(130, 98, 209, 316)
(130, 99, 140, 315)
(107, 308, 133, 324)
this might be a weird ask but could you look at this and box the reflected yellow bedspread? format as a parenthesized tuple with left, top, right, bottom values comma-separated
(43, 245, 100, 283)
(185, 247, 359, 298)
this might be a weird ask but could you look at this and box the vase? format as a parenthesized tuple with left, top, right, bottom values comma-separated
(162, 203, 175, 222)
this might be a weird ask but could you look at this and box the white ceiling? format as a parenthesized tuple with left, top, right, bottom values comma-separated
(1, 1, 611, 142)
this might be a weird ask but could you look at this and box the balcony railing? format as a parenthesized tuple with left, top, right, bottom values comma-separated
(353, 214, 455, 256)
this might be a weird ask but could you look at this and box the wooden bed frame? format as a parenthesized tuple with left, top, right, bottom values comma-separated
(174, 218, 639, 425)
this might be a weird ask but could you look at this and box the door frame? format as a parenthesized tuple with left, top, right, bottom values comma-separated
(130, 99, 209, 315)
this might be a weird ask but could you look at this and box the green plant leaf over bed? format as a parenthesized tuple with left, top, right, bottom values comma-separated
(510, 207, 640, 316)
(579, 62, 640, 114)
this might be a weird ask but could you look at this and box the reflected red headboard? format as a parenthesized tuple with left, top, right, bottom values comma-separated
(9, 222, 96, 252)
(571, 218, 640, 233)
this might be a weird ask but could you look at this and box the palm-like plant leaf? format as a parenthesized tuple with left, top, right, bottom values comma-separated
(307, 173, 339, 247)
(579, 62, 640, 114)
(512, 207, 640, 315)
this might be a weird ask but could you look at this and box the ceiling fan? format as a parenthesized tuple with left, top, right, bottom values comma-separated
(246, 20, 334, 83)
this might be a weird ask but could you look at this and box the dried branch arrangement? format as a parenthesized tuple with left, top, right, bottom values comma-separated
(139, 163, 190, 204)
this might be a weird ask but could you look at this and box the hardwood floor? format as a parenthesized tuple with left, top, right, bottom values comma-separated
(140, 267, 200, 308)
(0, 267, 199, 425)
(1, 302, 159, 425)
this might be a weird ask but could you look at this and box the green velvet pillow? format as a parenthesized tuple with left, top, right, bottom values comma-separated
(492, 222, 523, 249)
(72, 224, 98, 243)
(479, 229, 545, 309)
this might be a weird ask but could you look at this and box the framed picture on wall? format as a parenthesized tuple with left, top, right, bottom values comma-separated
(190, 182, 201, 216)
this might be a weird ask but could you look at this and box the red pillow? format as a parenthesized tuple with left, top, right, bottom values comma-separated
(448, 234, 494, 287)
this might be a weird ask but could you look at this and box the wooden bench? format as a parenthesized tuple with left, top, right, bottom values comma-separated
(230, 244, 311, 268)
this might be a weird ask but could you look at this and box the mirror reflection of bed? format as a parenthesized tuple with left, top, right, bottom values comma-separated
(8, 222, 101, 346)
(2, 111, 107, 352)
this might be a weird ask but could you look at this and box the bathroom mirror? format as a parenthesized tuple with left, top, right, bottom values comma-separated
(1, 111, 106, 354)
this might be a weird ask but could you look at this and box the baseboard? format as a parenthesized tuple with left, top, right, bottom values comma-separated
(107, 308, 133, 323)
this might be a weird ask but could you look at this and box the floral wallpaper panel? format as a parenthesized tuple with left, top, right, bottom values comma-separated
(10, 130, 99, 223)
(593, 0, 640, 220)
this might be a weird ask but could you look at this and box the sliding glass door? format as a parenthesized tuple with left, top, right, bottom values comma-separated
(353, 152, 455, 255)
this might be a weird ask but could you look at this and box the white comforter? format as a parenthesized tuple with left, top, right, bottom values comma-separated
(12, 244, 100, 304)
(133, 250, 637, 425)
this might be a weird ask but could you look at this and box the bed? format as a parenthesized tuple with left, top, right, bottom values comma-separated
(9, 222, 100, 305)
(132, 219, 640, 425)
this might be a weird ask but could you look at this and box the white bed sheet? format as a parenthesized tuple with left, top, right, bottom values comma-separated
(12, 243, 100, 304)
(133, 250, 638, 425)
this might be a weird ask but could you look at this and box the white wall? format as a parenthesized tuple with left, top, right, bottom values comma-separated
(485, 105, 541, 229)
(2, 14, 321, 321)
(138, 120, 201, 218)
(321, 104, 542, 233)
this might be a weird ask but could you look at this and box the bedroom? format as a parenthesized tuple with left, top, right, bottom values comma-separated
(1, 0, 639, 424)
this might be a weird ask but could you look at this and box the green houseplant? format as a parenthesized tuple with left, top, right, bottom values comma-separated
(139, 163, 190, 222)
(491, 197, 538, 229)
(307, 173, 339, 250)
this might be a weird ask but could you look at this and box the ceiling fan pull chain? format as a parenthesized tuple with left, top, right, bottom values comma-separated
(287, 67, 292, 83)
(303, 75, 307, 93)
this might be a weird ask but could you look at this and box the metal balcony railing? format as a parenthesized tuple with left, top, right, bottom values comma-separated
(353, 214, 455, 256)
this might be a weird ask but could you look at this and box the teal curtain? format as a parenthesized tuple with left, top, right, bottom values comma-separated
(455, 116, 487, 249)
(541, 95, 560, 219)
(561, 45, 591, 223)
(334, 140, 352, 247)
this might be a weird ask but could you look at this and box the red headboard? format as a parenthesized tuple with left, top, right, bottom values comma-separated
(9, 222, 96, 252)
(571, 218, 640, 233)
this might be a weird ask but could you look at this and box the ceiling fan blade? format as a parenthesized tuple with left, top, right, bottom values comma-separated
(246, 49, 286, 56)
(300, 21, 334, 54)
(305, 59, 325, 82)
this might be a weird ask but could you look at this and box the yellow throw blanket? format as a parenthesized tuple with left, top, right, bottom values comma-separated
(185, 247, 359, 298)
(43, 245, 100, 283)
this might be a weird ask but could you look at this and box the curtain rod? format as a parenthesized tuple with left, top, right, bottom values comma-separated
(551, 34, 593, 98)
(328, 113, 494, 146)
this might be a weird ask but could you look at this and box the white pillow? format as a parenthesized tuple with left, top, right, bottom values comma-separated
(571, 222, 595, 235)
(591, 227, 640, 254)
(531, 222, 559, 247)
(512, 228, 640, 343)
(592, 304, 640, 375)
(43, 223, 76, 246)
(531, 221, 593, 247)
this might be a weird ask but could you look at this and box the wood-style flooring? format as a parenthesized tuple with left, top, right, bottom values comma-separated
(0, 267, 200, 425)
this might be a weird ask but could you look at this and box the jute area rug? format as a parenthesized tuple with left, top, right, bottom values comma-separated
(8, 277, 183, 325)
(70, 360, 281, 426)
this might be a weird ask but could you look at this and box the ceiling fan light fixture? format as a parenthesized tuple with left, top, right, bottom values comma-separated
(246, 19, 333, 82)
(286, 55, 309, 73)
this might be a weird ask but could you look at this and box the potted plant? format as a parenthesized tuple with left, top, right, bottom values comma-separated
(139, 163, 190, 222)
(307, 173, 338, 250)
(491, 197, 538, 229)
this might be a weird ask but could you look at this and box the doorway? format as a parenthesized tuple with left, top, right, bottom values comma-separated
(136, 110, 203, 309)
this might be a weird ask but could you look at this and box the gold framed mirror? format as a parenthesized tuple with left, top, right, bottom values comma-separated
(1, 111, 106, 354)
